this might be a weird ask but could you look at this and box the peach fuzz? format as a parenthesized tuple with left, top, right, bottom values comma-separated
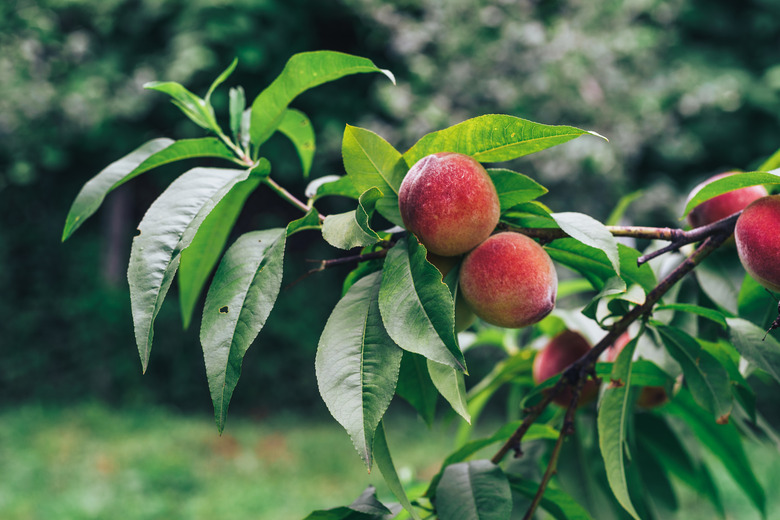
(398, 152, 500, 257)
(686, 171, 768, 229)
(459, 232, 557, 328)
(532, 330, 599, 406)
(735, 195, 780, 293)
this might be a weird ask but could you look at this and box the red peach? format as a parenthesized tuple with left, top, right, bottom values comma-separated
(686, 171, 768, 229)
(459, 232, 557, 328)
(399, 152, 500, 257)
(532, 330, 599, 406)
(735, 195, 780, 293)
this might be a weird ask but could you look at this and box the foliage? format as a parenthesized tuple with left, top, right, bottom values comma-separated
(63, 51, 780, 519)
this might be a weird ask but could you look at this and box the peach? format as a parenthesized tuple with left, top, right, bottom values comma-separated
(398, 152, 500, 257)
(604, 332, 668, 409)
(532, 330, 599, 406)
(686, 171, 768, 229)
(459, 232, 557, 328)
(735, 195, 780, 293)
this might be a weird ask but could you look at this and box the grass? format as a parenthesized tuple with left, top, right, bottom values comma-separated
(1, 403, 779, 519)
(0, 403, 452, 520)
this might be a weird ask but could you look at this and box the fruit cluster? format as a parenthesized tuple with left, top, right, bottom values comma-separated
(398, 152, 558, 329)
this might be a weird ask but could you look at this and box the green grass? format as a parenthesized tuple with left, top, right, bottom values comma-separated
(0, 404, 451, 520)
(2, 404, 779, 520)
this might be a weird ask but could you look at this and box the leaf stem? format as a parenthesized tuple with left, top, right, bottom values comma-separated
(263, 177, 326, 222)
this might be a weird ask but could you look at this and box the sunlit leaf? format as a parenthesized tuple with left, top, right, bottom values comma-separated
(342, 125, 407, 226)
(204, 57, 238, 104)
(682, 171, 780, 217)
(200, 226, 286, 432)
(278, 108, 315, 177)
(552, 212, 620, 276)
(145, 81, 218, 131)
(250, 51, 394, 149)
(486, 168, 548, 212)
(316, 272, 403, 468)
(305, 175, 361, 201)
(229, 86, 246, 144)
(378, 237, 466, 371)
(322, 187, 383, 250)
(404, 114, 605, 166)
(435, 460, 512, 520)
(128, 167, 256, 372)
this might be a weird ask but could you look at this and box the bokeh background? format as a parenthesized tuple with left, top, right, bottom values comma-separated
(2, 0, 780, 518)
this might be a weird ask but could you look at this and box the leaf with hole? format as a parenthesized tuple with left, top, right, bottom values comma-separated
(128, 166, 261, 373)
(200, 226, 286, 433)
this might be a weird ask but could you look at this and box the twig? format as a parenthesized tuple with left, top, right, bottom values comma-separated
(491, 230, 731, 519)
(636, 212, 739, 265)
(306, 249, 390, 273)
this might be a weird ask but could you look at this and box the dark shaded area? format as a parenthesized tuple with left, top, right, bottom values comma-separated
(2, 0, 780, 415)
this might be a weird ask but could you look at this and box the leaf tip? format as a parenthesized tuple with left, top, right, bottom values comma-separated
(587, 130, 609, 142)
(380, 68, 396, 86)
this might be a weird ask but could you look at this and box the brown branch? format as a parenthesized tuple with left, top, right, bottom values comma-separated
(636, 212, 739, 265)
(306, 248, 390, 272)
(492, 230, 731, 518)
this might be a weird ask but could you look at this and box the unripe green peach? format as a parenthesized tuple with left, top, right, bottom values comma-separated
(686, 171, 768, 229)
(399, 152, 500, 257)
(604, 332, 668, 409)
(532, 330, 599, 406)
(459, 232, 557, 328)
(735, 195, 780, 293)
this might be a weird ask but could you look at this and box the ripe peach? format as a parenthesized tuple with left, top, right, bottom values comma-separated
(532, 330, 599, 406)
(604, 332, 668, 409)
(686, 171, 768, 229)
(735, 195, 780, 293)
(398, 152, 500, 257)
(459, 232, 557, 328)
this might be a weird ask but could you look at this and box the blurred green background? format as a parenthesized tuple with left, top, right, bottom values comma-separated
(2, 0, 780, 518)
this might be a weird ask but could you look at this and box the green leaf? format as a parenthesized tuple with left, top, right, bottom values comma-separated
(250, 51, 394, 149)
(427, 360, 470, 423)
(316, 271, 403, 468)
(500, 200, 556, 228)
(395, 352, 438, 426)
(403, 114, 605, 166)
(508, 476, 593, 520)
(737, 272, 777, 327)
(727, 317, 780, 384)
(486, 168, 548, 212)
(306, 175, 361, 201)
(229, 86, 246, 144)
(204, 57, 238, 104)
(303, 485, 395, 520)
(605, 190, 644, 226)
(435, 460, 512, 520)
(128, 167, 255, 372)
(598, 333, 641, 520)
(178, 162, 269, 329)
(378, 237, 466, 371)
(594, 359, 673, 388)
(200, 226, 286, 432)
(666, 390, 766, 517)
(655, 324, 733, 421)
(322, 187, 383, 250)
(63, 137, 239, 241)
(342, 125, 407, 227)
(694, 252, 741, 315)
(278, 108, 315, 177)
(287, 207, 322, 236)
(757, 147, 780, 172)
(552, 212, 620, 276)
(374, 422, 423, 520)
(145, 81, 218, 131)
(654, 303, 728, 329)
(682, 171, 780, 217)
(635, 413, 725, 518)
